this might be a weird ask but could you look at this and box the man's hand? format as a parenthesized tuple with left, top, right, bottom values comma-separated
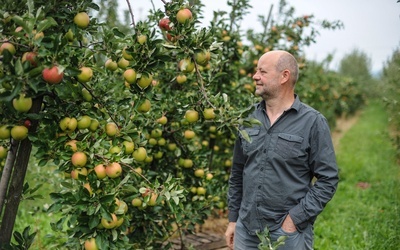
(225, 222, 236, 249)
(281, 214, 297, 233)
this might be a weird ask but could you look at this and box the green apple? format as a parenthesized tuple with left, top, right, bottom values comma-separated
(203, 108, 216, 120)
(77, 115, 91, 129)
(131, 198, 142, 207)
(11, 126, 28, 140)
(59, 117, 77, 132)
(0, 125, 11, 139)
(179, 58, 195, 73)
(137, 74, 153, 89)
(0, 146, 8, 159)
(105, 122, 118, 137)
(194, 169, 205, 178)
(185, 110, 199, 123)
(81, 88, 92, 102)
(137, 99, 151, 113)
(89, 119, 99, 132)
(137, 34, 147, 45)
(101, 213, 117, 229)
(123, 141, 135, 154)
(105, 59, 118, 71)
(123, 68, 137, 84)
(12, 94, 32, 113)
(84, 238, 98, 250)
(132, 147, 147, 162)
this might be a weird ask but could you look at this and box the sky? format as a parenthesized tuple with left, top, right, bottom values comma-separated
(117, 0, 400, 74)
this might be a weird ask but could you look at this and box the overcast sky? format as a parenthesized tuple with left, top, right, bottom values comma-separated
(117, 0, 400, 74)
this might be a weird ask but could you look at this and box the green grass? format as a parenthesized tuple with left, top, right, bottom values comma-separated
(314, 100, 400, 249)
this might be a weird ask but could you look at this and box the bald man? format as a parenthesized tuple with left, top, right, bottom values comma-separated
(225, 50, 338, 249)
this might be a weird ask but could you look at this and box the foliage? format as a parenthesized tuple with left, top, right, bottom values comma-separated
(381, 48, 400, 157)
(256, 226, 287, 250)
(0, 0, 367, 249)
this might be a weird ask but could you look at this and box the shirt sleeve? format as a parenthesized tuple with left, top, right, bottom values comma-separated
(227, 136, 246, 222)
(289, 114, 339, 230)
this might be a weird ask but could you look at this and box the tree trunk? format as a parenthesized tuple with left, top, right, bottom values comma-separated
(0, 96, 43, 246)
(0, 139, 18, 216)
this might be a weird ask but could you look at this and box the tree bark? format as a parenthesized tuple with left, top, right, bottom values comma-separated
(0, 96, 43, 246)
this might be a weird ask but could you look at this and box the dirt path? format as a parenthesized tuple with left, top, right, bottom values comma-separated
(331, 112, 361, 151)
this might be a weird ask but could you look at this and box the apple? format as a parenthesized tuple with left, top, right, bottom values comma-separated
(11, 126, 28, 141)
(176, 8, 192, 24)
(105, 122, 118, 137)
(134, 167, 143, 175)
(196, 187, 206, 195)
(137, 74, 153, 89)
(118, 57, 129, 69)
(12, 94, 32, 113)
(123, 68, 137, 84)
(224, 159, 232, 167)
(83, 183, 93, 195)
(42, 66, 63, 84)
(147, 193, 158, 206)
(81, 88, 93, 102)
(194, 169, 205, 178)
(0, 42, 16, 55)
(158, 18, 171, 31)
(89, 119, 99, 132)
(115, 199, 128, 214)
(183, 159, 193, 168)
(195, 51, 211, 66)
(122, 47, 133, 61)
(77, 115, 91, 129)
(106, 162, 122, 178)
(151, 128, 162, 138)
(32, 30, 44, 40)
(115, 216, 124, 228)
(167, 143, 177, 151)
(84, 238, 98, 250)
(123, 141, 135, 154)
(59, 117, 77, 132)
(179, 58, 195, 73)
(156, 115, 168, 125)
(185, 110, 199, 123)
(71, 151, 87, 168)
(176, 74, 187, 84)
(22, 52, 38, 67)
(184, 130, 196, 139)
(203, 108, 216, 120)
(206, 173, 213, 180)
(131, 198, 142, 207)
(137, 34, 147, 45)
(109, 146, 121, 154)
(70, 167, 88, 179)
(94, 164, 107, 179)
(24, 119, 32, 128)
(101, 213, 118, 229)
(0, 125, 11, 139)
(77, 66, 93, 82)
(105, 59, 118, 71)
(157, 138, 166, 146)
(153, 151, 163, 159)
(65, 139, 78, 152)
(148, 138, 157, 146)
(137, 99, 151, 113)
(132, 147, 147, 162)
(74, 12, 90, 29)
(0, 146, 8, 159)
(65, 29, 74, 42)
(144, 155, 153, 163)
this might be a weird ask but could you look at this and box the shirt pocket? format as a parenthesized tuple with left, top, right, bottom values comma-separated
(240, 128, 261, 153)
(275, 133, 304, 159)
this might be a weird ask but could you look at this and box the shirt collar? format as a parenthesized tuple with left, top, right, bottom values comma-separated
(257, 94, 301, 112)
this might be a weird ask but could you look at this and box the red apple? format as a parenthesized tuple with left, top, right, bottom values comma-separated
(94, 164, 107, 179)
(42, 66, 64, 84)
(0, 42, 16, 55)
(158, 18, 171, 31)
(71, 151, 87, 168)
(22, 52, 38, 67)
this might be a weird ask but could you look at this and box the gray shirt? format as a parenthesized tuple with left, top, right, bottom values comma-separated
(228, 95, 339, 234)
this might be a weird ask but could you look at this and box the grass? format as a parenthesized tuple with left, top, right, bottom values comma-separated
(314, 100, 400, 249)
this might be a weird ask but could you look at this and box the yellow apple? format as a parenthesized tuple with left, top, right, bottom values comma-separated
(123, 141, 135, 154)
(137, 74, 153, 89)
(74, 12, 90, 29)
(65, 139, 78, 152)
(131, 198, 142, 207)
(132, 147, 147, 162)
(137, 99, 151, 113)
(101, 213, 118, 229)
(59, 117, 77, 132)
(137, 34, 147, 45)
(184, 130, 196, 139)
(84, 238, 98, 250)
(12, 93, 32, 113)
(203, 108, 216, 120)
(123, 68, 137, 84)
(179, 58, 195, 73)
(196, 187, 206, 195)
(0, 125, 11, 139)
(105, 59, 118, 71)
(77, 66, 93, 82)
(94, 163, 107, 179)
(156, 115, 168, 125)
(106, 162, 122, 178)
(194, 169, 205, 178)
(71, 151, 87, 168)
(105, 122, 118, 137)
(176, 74, 187, 84)
(176, 8, 193, 24)
(185, 109, 199, 123)
(118, 57, 129, 69)
(71, 167, 88, 179)
(183, 159, 193, 168)
(77, 115, 91, 129)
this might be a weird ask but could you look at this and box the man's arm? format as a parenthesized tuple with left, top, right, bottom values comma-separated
(289, 115, 339, 230)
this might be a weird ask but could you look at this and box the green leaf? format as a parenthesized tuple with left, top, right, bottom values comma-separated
(12, 15, 31, 34)
(36, 17, 58, 33)
(89, 216, 100, 229)
(239, 129, 251, 142)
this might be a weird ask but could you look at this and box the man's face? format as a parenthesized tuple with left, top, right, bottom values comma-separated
(253, 54, 281, 99)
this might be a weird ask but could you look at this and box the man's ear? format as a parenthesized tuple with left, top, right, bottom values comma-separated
(281, 69, 290, 84)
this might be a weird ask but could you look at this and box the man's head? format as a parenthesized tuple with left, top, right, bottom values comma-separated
(253, 50, 299, 99)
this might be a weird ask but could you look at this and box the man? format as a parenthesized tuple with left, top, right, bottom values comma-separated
(225, 50, 339, 249)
